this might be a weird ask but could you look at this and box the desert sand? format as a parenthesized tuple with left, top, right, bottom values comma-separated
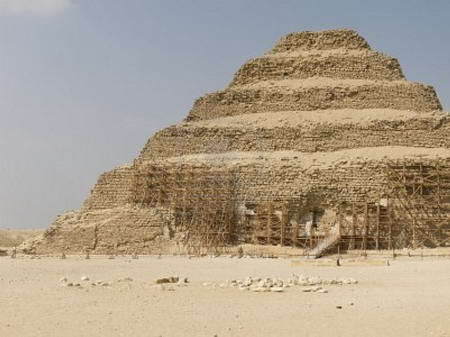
(1, 254, 450, 337)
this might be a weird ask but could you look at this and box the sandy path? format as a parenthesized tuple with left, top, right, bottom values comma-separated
(1, 256, 449, 337)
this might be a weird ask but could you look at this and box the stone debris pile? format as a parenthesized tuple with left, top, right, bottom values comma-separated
(203, 275, 358, 293)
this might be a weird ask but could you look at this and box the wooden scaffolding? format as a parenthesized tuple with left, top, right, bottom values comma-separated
(129, 159, 450, 255)
(384, 159, 450, 248)
(132, 163, 236, 254)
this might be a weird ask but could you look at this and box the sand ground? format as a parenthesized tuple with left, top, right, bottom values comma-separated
(1, 255, 450, 337)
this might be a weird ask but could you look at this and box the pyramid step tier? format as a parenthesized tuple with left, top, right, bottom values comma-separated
(85, 147, 450, 214)
(270, 29, 371, 53)
(230, 52, 403, 86)
(187, 81, 442, 121)
(140, 110, 450, 160)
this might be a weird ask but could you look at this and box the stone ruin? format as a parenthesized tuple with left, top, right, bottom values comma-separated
(25, 29, 450, 256)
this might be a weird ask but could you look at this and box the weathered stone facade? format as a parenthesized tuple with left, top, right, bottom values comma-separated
(26, 29, 450, 254)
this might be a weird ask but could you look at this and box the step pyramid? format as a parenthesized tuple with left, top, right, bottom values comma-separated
(25, 29, 450, 254)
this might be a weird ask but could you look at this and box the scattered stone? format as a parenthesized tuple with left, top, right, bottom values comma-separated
(339, 278, 358, 285)
(81, 276, 90, 281)
(201, 274, 357, 294)
(117, 277, 133, 282)
(155, 276, 179, 284)
(336, 306, 343, 309)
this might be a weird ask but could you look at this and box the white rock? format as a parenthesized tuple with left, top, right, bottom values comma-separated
(302, 286, 322, 292)
(270, 287, 284, 293)
(81, 276, 90, 281)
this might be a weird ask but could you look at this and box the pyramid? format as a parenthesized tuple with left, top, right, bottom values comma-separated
(26, 29, 450, 254)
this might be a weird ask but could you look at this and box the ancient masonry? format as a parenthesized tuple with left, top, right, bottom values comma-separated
(26, 29, 450, 256)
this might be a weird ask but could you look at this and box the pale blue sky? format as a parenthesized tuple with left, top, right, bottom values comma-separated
(1, 0, 449, 229)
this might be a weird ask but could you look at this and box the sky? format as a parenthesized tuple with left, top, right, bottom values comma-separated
(1, 0, 449, 229)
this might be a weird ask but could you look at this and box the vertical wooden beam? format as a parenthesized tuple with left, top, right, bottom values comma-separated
(266, 203, 273, 245)
(349, 202, 356, 250)
(280, 204, 287, 246)
(292, 220, 299, 247)
(376, 201, 380, 250)
(363, 202, 368, 251)
(388, 199, 393, 251)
